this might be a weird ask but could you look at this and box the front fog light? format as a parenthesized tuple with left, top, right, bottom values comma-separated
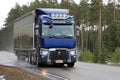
(42, 51, 48, 55)
(70, 51, 76, 55)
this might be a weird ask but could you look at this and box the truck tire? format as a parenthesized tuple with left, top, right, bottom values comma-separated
(67, 63, 74, 67)
(31, 54, 36, 65)
(37, 62, 41, 67)
(36, 55, 41, 67)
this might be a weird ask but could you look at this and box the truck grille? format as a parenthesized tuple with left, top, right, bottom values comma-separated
(49, 50, 69, 60)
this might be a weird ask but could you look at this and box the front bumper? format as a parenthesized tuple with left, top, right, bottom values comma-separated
(40, 48, 77, 63)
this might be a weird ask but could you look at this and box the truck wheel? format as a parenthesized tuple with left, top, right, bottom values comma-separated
(17, 56, 21, 61)
(29, 54, 35, 65)
(17, 55, 23, 61)
(37, 62, 40, 67)
(15, 51, 21, 61)
(67, 63, 74, 67)
(36, 56, 41, 67)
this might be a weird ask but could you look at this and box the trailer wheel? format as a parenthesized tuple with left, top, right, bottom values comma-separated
(17, 56, 21, 61)
(15, 51, 20, 60)
(67, 63, 74, 67)
(29, 54, 33, 64)
(15, 51, 23, 61)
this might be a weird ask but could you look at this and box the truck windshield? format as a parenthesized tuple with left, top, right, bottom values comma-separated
(42, 24, 74, 38)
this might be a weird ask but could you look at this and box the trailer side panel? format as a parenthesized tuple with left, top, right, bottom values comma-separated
(14, 13, 34, 50)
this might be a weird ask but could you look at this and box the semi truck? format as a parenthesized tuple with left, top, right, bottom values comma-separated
(14, 8, 77, 67)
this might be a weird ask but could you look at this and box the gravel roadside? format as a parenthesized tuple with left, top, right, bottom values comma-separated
(0, 65, 40, 80)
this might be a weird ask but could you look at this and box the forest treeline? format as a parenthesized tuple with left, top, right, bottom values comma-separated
(0, 0, 120, 63)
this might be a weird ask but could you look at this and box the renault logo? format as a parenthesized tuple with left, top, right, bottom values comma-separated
(58, 51, 61, 55)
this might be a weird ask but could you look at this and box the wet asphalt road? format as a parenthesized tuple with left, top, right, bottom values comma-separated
(0, 51, 120, 80)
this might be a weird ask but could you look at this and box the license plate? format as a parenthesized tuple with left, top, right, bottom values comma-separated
(55, 60, 63, 63)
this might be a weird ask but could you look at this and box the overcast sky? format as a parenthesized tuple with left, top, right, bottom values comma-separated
(0, 0, 34, 29)
(0, 0, 109, 29)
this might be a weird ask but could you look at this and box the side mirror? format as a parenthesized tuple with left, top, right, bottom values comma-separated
(75, 26, 80, 36)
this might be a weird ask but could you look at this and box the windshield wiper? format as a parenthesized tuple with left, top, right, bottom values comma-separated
(64, 36, 73, 38)
(46, 34, 59, 38)
(57, 35, 73, 38)
(49, 35, 58, 38)
(44, 34, 73, 38)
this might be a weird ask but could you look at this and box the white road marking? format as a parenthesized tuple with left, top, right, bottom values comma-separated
(37, 69, 68, 80)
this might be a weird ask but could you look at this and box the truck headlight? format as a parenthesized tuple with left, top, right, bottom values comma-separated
(41, 51, 48, 55)
(70, 51, 76, 55)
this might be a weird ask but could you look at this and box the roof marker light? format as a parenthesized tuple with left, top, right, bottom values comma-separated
(51, 13, 69, 19)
